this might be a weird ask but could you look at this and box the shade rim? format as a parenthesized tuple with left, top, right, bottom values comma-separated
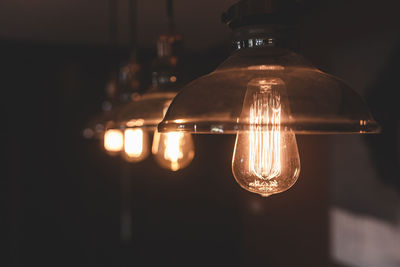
(158, 120, 381, 135)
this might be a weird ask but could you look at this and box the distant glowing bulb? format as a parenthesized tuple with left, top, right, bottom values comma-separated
(104, 129, 124, 154)
(125, 129, 143, 156)
(152, 131, 194, 171)
(122, 128, 149, 162)
(232, 78, 300, 197)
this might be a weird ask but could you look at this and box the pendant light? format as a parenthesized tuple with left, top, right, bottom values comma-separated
(104, 54, 142, 157)
(84, 0, 142, 158)
(115, 0, 195, 170)
(83, 62, 134, 157)
(85, 50, 142, 157)
(158, 0, 380, 196)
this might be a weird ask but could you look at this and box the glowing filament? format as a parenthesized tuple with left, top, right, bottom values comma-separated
(249, 84, 281, 180)
(104, 129, 124, 152)
(124, 128, 144, 158)
(163, 132, 184, 171)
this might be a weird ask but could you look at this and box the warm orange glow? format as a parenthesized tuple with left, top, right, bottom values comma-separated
(247, 65, 285, 71)
(232, 78, 300, 197)
(124, 129, 144, 158)
(151, 100, 194, 170)
(126, 119, 144, 127)
(164, 132, 184, 171)
(249, 81, 282, 179)
(104, 129, 124, 152)
(122, 128, 149, 162)
(152, 131, 194, 171)
(151, 130, 161, 154)
(170, 76, 177, 82)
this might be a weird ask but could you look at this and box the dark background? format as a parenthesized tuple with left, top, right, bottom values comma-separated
(3, 0, 399, 266)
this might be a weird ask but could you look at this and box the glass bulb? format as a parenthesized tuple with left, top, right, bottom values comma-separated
(104, 129, 124, 155)
(122, 128, 149, 162)
(232, 78, 300, 197)
(152, 130, 195, 171)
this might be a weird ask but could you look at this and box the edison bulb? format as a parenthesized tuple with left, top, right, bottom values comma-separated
(232, 78, 300, 197)
(104, 129, 124, 155)
(152, 130, 194, 171)
(122, 128, 149, 162)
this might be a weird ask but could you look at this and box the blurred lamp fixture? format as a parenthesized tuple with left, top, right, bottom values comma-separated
(84, 0, 144, 158)
(83, 0, 137, 144)
(102, 55, 142, 156)
(86, 0, 194, 171)
(158, 0, 380, 196)
(122, 127, 150, 162)
(115, 29, 195, 171)
(83, 54, 142, 157)
(83, 75, 132, 158)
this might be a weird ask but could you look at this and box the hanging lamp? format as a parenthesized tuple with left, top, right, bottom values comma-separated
(115, 0, 195, 170)
(82, 0, 122, 142)
(102, 54, 142, 156)
(158, 0, 380, 196)
(84, 0, 143, 157)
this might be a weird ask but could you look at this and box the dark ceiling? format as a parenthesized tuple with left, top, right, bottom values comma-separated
(0, 0, 237, 50)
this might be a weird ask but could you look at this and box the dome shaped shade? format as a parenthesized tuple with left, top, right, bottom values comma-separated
(116, 92, 177, 131)
(158, 47, 380, 134)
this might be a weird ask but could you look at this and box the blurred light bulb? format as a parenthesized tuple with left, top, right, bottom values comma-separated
(104, 129, 124, 154)
(122, 128, 149, 162)
(232, 78, 300, 197)
(152, 131, 194, 171)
